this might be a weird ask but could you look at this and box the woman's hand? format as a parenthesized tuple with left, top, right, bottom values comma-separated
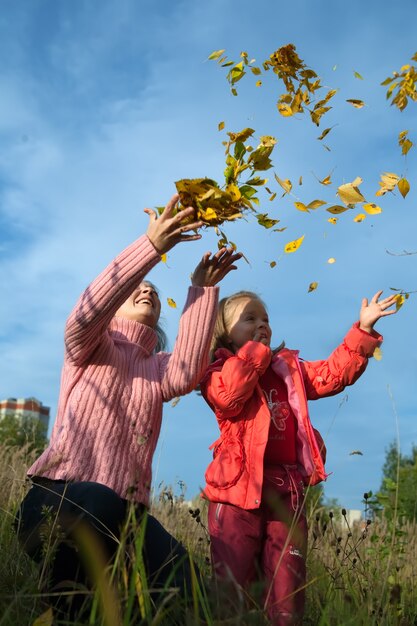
(191, 247, 242, 287)
(145, 194, 204, 255)
(359, 291, 398, 333)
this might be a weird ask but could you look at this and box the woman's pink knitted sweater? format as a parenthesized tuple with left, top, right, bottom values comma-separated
(28, 235, 219, 506)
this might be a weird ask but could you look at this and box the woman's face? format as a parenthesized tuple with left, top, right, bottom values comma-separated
(225, 297, 272, 352)
(115, 282, 161, 328)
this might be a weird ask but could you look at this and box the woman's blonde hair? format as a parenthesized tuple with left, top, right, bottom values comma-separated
(210, 291, 284, 360)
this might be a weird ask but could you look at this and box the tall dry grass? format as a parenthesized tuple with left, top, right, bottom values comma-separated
(1, 445, 417, 625)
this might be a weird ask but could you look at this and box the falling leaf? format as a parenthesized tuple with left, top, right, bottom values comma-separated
(218, 121, 225, 131)
(328, 217, 338, 224)
(257, 213, 280, 228)
(398, 130, 413, 155)
(167, 298, 177, 308)
(274, 174, 293, 194)
(398, 178, 410, 198)
(337, 178, 366, 205)
(394, 293, 408, 310)
(256, 80, 262, 87)
(373, 346, 383, 361)
(308, 281, 318, 292)
(346, 99, 365, 108)
(294, 201, 309, 212)
(161, 254, 167, 263)
(171, 397, 181, 407)
(299, 176, 303, 185)
(208, 49, 226, 61)
(353, 70, 364, 80)
(317, 127, 333, 141)
(318, 174, 332, 185)
(326, 205, 350, 214)
(251, 66, 262, 75)
(327, 257, 336, 264)
(349, 450, 364, 456)
(277, 103, 294, 117)
(354, 213, 366, 223)
(270, 261, 277, 268)
(284, 235, 305, 254)
(307, 199, 327, 209)
(363, 203, 383, 215)
(375, 172, 400, 196)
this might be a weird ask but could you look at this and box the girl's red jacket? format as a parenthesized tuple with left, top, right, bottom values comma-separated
(200, 323, 382, 510)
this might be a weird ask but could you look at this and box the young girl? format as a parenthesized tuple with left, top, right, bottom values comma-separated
(15, 193, 241, 619)
(200, 289, 397, 625)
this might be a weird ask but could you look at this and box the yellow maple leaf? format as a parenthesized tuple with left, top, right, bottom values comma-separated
(337, 178, 366, 205)
(256, 80, 262, 87)
(167, 298, 177, 308)
(284, 235, 305, 254)
(328, 217, 338, 224)
(363, 203, 383, 215)
(398, 178, 410, 198)
(373, 346, 383, 361)
(354, 213, 366, 222)
(308, 281, 319, 292)
(346, 99, 365, 108)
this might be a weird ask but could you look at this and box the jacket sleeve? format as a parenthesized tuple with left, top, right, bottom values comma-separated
(64, 235, 160, 365)
(300, 322, 382, 400)
(158, 286, 219, 402)
(201, 341, 271, 420)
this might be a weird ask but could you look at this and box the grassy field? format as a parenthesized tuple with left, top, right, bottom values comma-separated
(1, 443, 416, 625)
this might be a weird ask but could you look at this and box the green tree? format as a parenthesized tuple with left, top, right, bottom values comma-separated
(375, 440, 417, 521)
(0, 413, 48, 455)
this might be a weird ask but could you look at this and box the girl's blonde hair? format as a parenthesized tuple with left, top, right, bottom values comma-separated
(210, 291, 284, 360)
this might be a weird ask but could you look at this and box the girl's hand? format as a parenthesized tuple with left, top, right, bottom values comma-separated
(191, 247, 242, 287)
(145, 194, 204, 255)
(359, 291, 398, 333)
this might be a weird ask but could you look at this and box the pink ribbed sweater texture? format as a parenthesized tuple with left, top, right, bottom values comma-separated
(28, 235, 219, 506)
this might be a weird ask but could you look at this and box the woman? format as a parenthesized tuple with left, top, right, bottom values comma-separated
(15, 193, 241, 619)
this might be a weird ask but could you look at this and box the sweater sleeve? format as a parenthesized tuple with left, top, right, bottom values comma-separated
(300, 322, 382, 400)
(201, 341, 272, 420)
(158, 285, 219, 402)
(65, 235, 161, 365)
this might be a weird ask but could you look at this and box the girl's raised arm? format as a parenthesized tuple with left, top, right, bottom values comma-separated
(158, 248, 242, 401)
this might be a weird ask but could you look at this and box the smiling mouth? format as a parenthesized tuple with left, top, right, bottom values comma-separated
(137, 298, 153, 307)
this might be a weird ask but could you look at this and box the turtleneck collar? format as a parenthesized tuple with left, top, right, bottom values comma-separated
(109, 316, 158, 355)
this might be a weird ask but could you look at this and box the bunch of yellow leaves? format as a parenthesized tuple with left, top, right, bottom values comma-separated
(175, 178, 250, 226)
(381, 53, 417, 111)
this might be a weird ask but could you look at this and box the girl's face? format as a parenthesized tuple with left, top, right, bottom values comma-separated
(225, 297, 272, 352)
(115, 282, 161, 328)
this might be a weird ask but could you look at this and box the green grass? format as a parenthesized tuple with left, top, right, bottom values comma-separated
(1, 444, 417, 625)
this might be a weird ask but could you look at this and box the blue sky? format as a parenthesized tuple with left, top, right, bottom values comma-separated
(1, 0, 416, 512)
